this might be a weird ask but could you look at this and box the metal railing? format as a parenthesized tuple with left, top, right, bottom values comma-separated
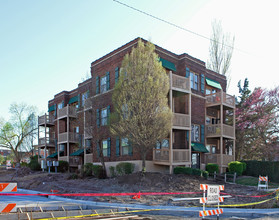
(173, 113, 190, 128)
(59, 156, 69, 162)
(69, 156, 82, 166)
(84, 126, 93, 139)
(38, 137, 55, 146)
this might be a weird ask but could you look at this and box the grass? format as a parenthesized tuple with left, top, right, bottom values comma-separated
(236, 176, 279, 188)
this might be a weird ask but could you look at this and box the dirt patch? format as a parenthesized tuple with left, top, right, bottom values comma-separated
(0, 168, 278, 209)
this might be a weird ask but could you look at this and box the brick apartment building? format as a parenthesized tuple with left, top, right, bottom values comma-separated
(37, 38, 235, 174)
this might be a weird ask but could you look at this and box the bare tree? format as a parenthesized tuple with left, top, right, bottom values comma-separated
(0, 103, 37, 163)
(207, 20, 235, 89)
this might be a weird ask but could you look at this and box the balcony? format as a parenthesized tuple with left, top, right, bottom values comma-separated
(173, 113, 190, 128)
(38, 114, 55, 126)
(69, 156, 82, 166)
(153, 149, 190, 164)
(38, 137, 55, 147)
(84, 98, 92, 111)
(59, 156, 69, 162)
(57, 106, 77, 119)
(206, 92, 235, 109)
(206, 124, 235, 139)
(171, 74, 190, 93)
(58, 132, 79, 144)
(204, 154, 233, 167)
(85, 153, 93, 164)
(84, 126, 93, 139)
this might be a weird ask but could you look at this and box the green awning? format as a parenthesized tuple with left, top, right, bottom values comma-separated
(70, 148, 84, 156)
(191, 143, 209, 153)
(48, 105, 55, 112)
(47, 152, 58, 158)
(68, 96, 78, 104)
(47, 151, 64, 158)
(205, 78, 222, 90)
(159, 58, 176, 72)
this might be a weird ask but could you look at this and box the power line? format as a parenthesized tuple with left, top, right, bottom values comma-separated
(113, 0, 244, 53)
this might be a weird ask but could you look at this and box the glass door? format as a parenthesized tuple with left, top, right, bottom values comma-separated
(191, 153, 200, 169)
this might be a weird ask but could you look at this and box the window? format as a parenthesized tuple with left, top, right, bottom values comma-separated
(206, 145, 210, 153)
(101, 108, 108, 126)
(102, 140, 108, 157)
(100, 76, 107, 93)
(156, 139, 169, 149)
(121, 138, 130, 155)
(206, 87, 217, 95)
(74, 127, 79, 133)
(81, 92, 88, 107)
(190, 72, 199, 90)
(58, 102, 63, 109)
(212, 146, 216, 154)
(191, 124, 200, 142)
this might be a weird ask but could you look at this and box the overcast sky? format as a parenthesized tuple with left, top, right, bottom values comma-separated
(1, 0, 278, 120)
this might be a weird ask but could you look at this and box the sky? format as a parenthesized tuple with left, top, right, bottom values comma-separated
(1, 0, 278, 120)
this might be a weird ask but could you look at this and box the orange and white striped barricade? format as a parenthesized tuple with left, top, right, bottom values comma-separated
(258, 176, 268, 191)
(200, 184, 224, 218)
(0, 183, 17, 213)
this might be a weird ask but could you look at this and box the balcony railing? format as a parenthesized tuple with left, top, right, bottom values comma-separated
(58, 132, 79, 143)
(204, 154, 233, 167)
(153, 149, 190, 163)
(206, 92, 235, 108)
(84, 98, 92, 110)
(69, 156, 82, 166)
(85, 153, 93, 164)
(38, 137, 55, 147)
(84, 126, 93, 139)
(171, 74, 190, 93)
(59, 156, 69, 162)
(173, 113, 190, 128)
(57, 106, 77, 119)
(206, 124, 235, 138)
(38, 114, 55, 126)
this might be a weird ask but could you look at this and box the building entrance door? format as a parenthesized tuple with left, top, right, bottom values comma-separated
(191, 153, 200, 169)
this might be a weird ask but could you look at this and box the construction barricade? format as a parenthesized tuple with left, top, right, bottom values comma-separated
(0, 183, 17, 213)
(258, 175, 268, 191)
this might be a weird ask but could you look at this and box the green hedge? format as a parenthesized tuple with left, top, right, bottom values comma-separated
(116, 162, 135, 175)
(228, 161, 245, 176)
(173, 167, 208, 179)
(206, 163, 219, 174)
(58, 161, 69, 173)
(28, 156, 41, 171)
(243, 160, 279, 182)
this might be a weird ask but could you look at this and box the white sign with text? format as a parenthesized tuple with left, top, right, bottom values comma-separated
(207, 185, 220, 204)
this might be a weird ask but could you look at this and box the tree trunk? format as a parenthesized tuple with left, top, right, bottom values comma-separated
(141, 151, 146, 172)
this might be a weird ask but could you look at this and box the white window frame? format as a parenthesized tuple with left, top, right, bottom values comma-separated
(58, 102, 63, 109)
(190, 72, 199, 90)
(102, 140, 108, 157)
(100, 76, 107, 93)
(101, 108, 108, 126)
(81, 92, 88, 107)
(121, 138, 129, 155)
(191, 124, 200, 142)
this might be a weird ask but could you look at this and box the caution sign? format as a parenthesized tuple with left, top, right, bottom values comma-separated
(207, 185, 220, 204)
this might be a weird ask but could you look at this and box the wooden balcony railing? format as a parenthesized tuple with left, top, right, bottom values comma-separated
(173, 113, 190, 128)
(69, 156, 82, 166)
(38, 114, 55, 126)
(84, 126, 93, 139)
(58, 132, 79, 143)
(85, 153, 93, 164)
(206, 92, 235, 108)
(153, 149, 190, 163)
(84, 98, 92, 110)
(57, 106, 77, 119)
(38, 137, 55, 147)
(206, 124, 235, 138)
(59, 156, 69, 162)
(171, 74, 190, 93)
(204, 154, 233, 167)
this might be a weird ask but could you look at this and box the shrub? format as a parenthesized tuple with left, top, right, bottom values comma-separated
(228, 161, 243, 176)
(21, 162, 28, 167)
(192, 168, 202, 176)
(109, 166, 116, 177)
(202, 170, 209, 179)
(241, 162, 247, 173)
(92, 165, 106, 179)
(173, 167, 192, 175)
(28, 156, 41, 171)
(58, 160, 69, 173)
(116, 162, 135, 175)
(206, 163, 219, 174)
(84, 163, 94, 176)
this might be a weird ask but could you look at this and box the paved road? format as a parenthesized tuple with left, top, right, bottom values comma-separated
(1, 189, 279, 219)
